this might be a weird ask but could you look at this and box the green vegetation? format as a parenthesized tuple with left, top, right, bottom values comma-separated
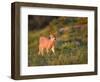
(28, 16, 88, 66)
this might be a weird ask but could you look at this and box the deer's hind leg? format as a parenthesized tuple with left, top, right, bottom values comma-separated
(46, 48, 49, 55)
(38, 47, 44, 56)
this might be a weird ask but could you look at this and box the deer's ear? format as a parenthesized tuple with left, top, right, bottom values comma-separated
(49, 32, 52, 35)
(53, 32, 57, 36)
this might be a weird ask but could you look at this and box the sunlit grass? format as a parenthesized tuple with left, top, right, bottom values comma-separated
(28, 29, 87, 66)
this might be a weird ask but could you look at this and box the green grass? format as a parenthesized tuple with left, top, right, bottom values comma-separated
(28, 29, 88, 66)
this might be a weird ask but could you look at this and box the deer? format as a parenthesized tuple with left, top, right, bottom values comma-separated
(38, 33, 56, 56)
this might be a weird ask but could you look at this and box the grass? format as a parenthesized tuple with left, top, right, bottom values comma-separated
(28, 29, 88, 66)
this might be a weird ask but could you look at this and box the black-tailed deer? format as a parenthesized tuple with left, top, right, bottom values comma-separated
(38, 33, 56, 55)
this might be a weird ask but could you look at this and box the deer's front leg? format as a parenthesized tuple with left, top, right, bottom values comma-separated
(51, 46, 55, 55)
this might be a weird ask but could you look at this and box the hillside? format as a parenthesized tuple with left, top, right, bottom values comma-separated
(28, 15, 88, 66)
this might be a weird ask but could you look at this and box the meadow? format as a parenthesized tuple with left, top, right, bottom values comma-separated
(28, 15, 88, 66)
